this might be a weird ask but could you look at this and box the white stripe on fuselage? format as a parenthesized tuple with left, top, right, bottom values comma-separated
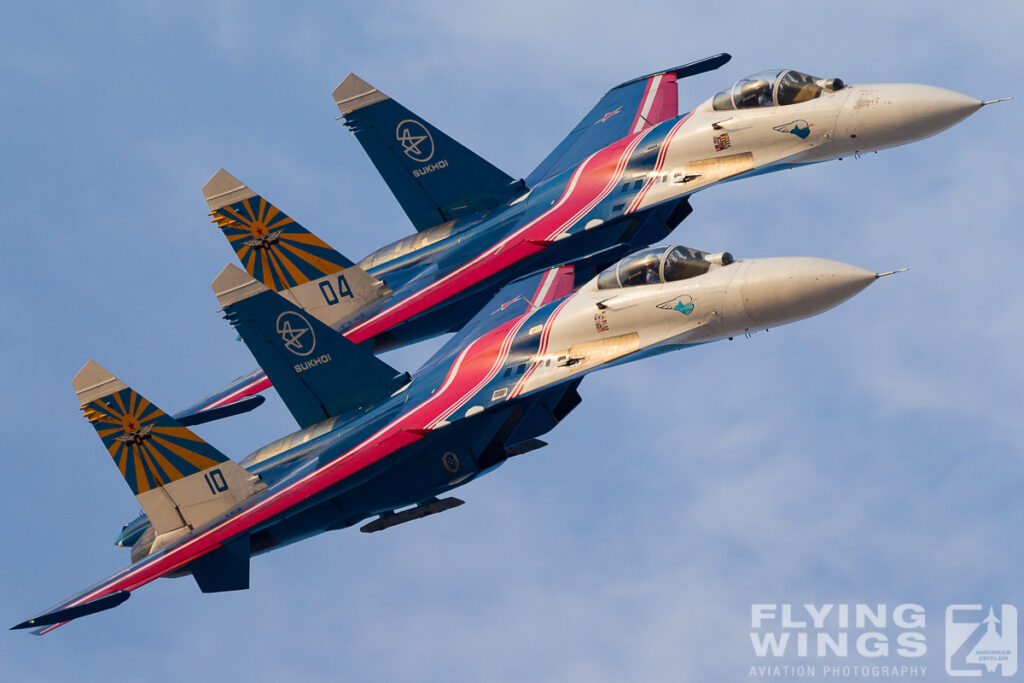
(627, 112, 692, 214)
(55, 313, 532, 621)
(347, 128, 653, 337)
(510, 293, 577, 399)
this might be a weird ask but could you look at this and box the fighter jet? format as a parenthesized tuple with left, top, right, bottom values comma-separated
(177, 55, 994, 425)
(14, 245, 898, 633)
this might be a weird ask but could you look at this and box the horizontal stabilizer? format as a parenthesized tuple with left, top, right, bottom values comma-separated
(11, 591, 131, 631)
(175, 394, 266, 427)
(213, 264, 408, 428)
(526, 53, 731, 186)
(73, 361, 265, 535)
(360, 497, 464, 533)
(333, 74, 524, 231)
(174, 368, 270, 424)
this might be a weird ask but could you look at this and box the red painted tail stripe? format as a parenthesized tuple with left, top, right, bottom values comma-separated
(630, 74, 662, 135)
(530, 264, 574, 310)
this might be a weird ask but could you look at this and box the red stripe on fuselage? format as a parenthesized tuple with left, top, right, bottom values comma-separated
(627, 112, 694, 213)
(197, 136, 649, 417)
(42, 312, 532, 633)
(343, 131, 651, 345)
(510, 293, 577, 399)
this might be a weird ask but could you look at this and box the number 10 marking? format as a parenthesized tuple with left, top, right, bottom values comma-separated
(204, 469, 229, 494)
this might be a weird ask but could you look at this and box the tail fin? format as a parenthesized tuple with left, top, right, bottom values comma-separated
(203, 169, 390, 327)
(73, 361, 264, 536)
(332, 74, 525, 232)
(212, 264, 409, 428)
(525, 54, 732, 186)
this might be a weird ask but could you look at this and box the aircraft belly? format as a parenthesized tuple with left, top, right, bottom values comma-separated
(251, 500, 352, 552)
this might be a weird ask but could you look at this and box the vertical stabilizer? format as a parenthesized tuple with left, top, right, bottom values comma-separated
(332, 74, 524, 231)
(73, 361, 264, 536)
(212, 265, 408, 428)
(203, 169, 390, 327)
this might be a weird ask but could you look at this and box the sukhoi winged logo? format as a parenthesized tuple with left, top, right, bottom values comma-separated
(396, 119, 434, 162)
(275, 311, 317, 357)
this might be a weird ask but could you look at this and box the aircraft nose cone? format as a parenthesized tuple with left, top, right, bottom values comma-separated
(739, 257, 877, 328)
(835, 83, 982, 152)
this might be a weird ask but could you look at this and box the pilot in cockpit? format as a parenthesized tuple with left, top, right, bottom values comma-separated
(596, 246, 729, 290)
(712, 70, 844, 111)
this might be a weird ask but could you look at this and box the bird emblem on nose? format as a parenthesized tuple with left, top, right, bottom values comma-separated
(657, 295, 694, 315)
(773, 119, 811, 139)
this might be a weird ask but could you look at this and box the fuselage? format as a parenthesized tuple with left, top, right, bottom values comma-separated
(351, 76, 980, 350)
(122, 249, 883, 563)
(200, 75, 978, 414)
(26, 63, 983, 635)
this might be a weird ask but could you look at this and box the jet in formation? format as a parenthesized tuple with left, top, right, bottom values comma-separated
(176, 53, 994, 425)
(14, 55, 1002, 632)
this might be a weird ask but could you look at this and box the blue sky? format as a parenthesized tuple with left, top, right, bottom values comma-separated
(1, 2, 1021, 681)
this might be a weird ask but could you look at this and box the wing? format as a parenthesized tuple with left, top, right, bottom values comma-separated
(173, 368, 270, 426)
(14, 362, 272, 634)
(525, 54, 731, 187)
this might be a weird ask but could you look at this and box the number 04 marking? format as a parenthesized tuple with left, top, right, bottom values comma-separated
(319, 275, 353, 305)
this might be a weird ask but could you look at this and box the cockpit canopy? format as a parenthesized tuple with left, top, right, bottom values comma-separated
(712, 70, 843, 111)
(596, 245, 733, 290)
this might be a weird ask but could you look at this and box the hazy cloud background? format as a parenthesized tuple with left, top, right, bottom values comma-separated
(1, 2, 1020, 681)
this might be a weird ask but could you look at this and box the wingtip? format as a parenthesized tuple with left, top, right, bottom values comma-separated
(72, 360, 127, 404)
(202, 168, 255, 210)
(332, 73, 389, 115)
(212, 263, 268, 306)
(11, 618, 46, 631)
(12, 591, 132, 633)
